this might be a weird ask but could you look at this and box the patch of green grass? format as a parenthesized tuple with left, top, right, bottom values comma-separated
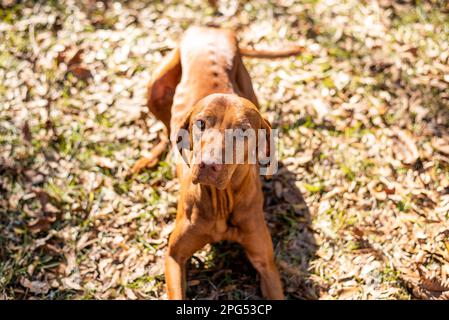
(279, 211, 300, 230)
(347, 239, 361, 251)
(0, 3, 24, 24)
(322, 77, 335, 89)
(0, 261, 15, 290)
(53, 126, 84, 157)
(281, 116, 317, 132)
(341, 164, 356, 181)
(392, 1, 449, 28)
(79, 290, 96, 300)
(380, 266, 400, 284)
(0, 50, 15, 70)
(344, 122, 363, 138)
(303, 183, 324, 194)
(136, 233, 161, 253)
(88, 143, 116, 158)
(136, 161, 174, 184)
(300, 52, 315, 64)
(328, 46, 352, 60)
(326, 209, 357, 232)
(113, 179, 132, 195)
(127, 274, 163, 290)
(5, 30, 30, 54)
(94, 113, 114, 128)
(396, 199, 411, 213)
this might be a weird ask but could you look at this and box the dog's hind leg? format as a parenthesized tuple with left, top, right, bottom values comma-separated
(131, 48, 182, 174)
(234, 54, 259, 108)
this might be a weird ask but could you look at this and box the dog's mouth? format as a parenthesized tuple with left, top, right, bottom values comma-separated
(191, 166, 230, 190)
(193, 179, 227, 190)
(192, 174, 228, 190)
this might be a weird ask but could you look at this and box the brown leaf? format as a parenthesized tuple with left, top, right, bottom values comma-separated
(57, 47, 84, 67)
(28, 215, 56, 233)
(44, 202, 59, 215)
(403, 266, 449, 300)
(393, 128, 419, 165)
(405, 46, 419, 57)
(67, 49, 84, 67)
(20, 278, 50, 294)
(383, 184, 395, 195)
(32, 188, 57, 208)
(338, 286, 360, 299)
(432, 137, 449, 155)
(22, 121, 32, 143)
(417, 266, 449, 293)
(68, 64, 92, 80)
(187, 279, 200, 286)
(222, 284, 237, 292)
(44, 243, 62, 255)
(26, 189, 59, 233)
(351, 227, 364, 239)
(24, 169, 44, 185)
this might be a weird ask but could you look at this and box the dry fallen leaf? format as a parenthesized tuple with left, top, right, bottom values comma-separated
(188, 279, 200, 286)
(57, 47, 84, 67)
(68, 64, 92, 80)
(432, 137, 449, 155)
(2, 0, 449, 301)
(20, 278, 50, 294)
(403, 265, 449, 300)
(28, 215, 57, 233)
(392, 128, 420, 165)
(22, 121, 32, 143)
(94, 156, 115, 169)
(67, 49, 84, 67)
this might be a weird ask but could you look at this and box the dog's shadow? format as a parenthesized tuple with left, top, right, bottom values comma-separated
(187, 162, 319, 300)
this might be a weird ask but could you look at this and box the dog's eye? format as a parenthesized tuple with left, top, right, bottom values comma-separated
(195, 120, 206, 131)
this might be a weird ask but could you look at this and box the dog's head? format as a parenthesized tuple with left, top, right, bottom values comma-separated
(173, 93, 274, 190)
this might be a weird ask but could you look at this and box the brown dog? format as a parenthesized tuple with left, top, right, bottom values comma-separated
(134, 26, 302, 300)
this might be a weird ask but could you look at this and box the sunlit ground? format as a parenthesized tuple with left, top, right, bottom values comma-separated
(1, 0, 449, 299)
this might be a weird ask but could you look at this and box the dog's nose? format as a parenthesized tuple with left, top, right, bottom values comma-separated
(200, 161, 220, 172)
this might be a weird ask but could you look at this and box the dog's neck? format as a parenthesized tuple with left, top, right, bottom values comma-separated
(199, 164, 261, 218)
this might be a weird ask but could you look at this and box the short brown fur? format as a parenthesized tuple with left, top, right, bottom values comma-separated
(135, 27, 291, 299)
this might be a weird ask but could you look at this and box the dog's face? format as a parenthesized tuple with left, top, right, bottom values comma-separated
(176, 93, 272, 190)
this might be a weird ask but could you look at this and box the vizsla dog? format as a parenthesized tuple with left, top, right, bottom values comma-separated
(133, 26, 302, 300)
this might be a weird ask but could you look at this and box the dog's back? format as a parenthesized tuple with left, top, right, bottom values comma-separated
(171, 27, 238, 117)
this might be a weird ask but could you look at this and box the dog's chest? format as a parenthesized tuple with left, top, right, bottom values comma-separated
(215, 215, 235, 233)
(211, 217, 239, 243)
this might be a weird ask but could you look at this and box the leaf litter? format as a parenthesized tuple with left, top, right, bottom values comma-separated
(0, 0, 448, 300)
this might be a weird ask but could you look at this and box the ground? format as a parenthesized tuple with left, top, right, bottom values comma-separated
(1, 0, 449, 300)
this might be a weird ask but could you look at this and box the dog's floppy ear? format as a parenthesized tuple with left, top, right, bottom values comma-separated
(148, 47, 182, 128)
(261, 117, 272, 157)
(172, 110, 193, 167)
(258, 116, 276, 177)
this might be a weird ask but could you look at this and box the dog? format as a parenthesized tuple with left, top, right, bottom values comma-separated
(133, 26, 302, 299)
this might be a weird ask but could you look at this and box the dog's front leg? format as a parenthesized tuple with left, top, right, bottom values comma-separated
(165, 226, 207, 300)
(165, 249, 187, 299)
(240, 225, 284, 300)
